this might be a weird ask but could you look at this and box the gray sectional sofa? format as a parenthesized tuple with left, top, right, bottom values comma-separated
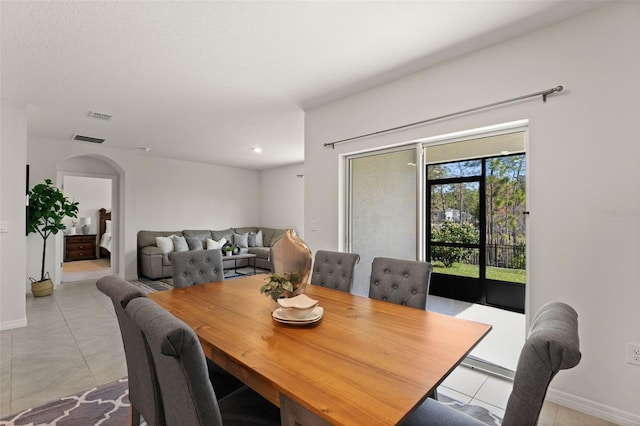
(137, 227, 286, 279)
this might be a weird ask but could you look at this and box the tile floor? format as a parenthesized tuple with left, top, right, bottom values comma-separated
(1, 279, 616, 425)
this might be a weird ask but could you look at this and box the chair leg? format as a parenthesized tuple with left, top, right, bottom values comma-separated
(129, 403, 141, 426)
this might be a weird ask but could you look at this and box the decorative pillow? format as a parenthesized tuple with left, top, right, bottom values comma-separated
(248, 230, 263, 247)
(170, 235, 189, 252)
(105, 220, 112, 234)
(206, 237, 227, 250)
(155, 236, 174, 254)
(233, 232, 249, 248)
(185, 237, 203, 251)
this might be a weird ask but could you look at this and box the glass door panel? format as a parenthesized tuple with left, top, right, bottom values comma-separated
(429, 181, 480, 278)
(348, 148, 417, 296)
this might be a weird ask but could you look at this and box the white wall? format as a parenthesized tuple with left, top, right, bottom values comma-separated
(25, 136, 261, 285)
(305, 2, 639, 423)
(259, 163, 305, 238)
(0, 98, 28, 330)
(62, 176, 111, 235)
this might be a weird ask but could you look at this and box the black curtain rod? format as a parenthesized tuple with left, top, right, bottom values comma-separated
(324, 85, 564, 149)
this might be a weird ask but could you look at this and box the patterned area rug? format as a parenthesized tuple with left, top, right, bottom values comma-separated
(0, 378, 136, 426)
(128, 278, 173, 294)
(129, 267, 268, 294)
(1, 378, 500, 426)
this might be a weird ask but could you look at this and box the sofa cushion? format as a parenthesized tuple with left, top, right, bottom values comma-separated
(248, 230, 263, 247)
(206, 237, 226, 250)
(182, 230, 213, 241)
(185, 237, 203, 251)
(233, 232, 249, 248)
(234, 227, 258, 235)
(156, 236, 174, 254)
(138, 230, 183, 250)
(141, 245, 163, 256)
(212, 228, 234, 241)
(248, 247, 270, 259)
(170, 235, 189, 252)
(260, 228, 286, 247)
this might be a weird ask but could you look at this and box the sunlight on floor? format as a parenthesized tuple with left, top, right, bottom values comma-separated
(63, 258, 111, 282)
(428, 296, 525, 372)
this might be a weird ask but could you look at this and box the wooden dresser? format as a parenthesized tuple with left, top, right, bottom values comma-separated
(64, 234, 97, 261)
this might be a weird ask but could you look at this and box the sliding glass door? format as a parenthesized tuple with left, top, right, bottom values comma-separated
(345, 128, 527, 374)
(348, 148, 417, 295)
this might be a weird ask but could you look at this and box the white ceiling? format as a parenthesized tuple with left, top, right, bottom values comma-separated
(1, 1, 606, 170)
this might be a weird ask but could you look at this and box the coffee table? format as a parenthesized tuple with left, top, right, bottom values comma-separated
(223, 253, 257, 277)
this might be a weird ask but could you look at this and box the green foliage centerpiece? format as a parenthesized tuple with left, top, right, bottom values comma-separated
(260, 271, 304, 302)
(27, 178, 79, 296)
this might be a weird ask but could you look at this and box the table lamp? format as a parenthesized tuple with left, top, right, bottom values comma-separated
(80, 217, 91, 235)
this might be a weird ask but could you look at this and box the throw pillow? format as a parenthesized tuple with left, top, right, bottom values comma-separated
(185, 237, 203, 251)
(170, 235, 189, 252)
(233, 232, 249, 248)
(155, 236, 174, 254)
(248, 230, 263, 247)
(206, 237, 227, 250)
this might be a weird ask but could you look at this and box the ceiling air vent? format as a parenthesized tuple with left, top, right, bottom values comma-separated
(88, 111, 112, 120)
(72, 134, 106, 144)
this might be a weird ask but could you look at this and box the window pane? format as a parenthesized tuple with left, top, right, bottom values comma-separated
(427, 160, 481, 180)
(430, 182, 480, 241)
(430, 247, 480, 278)
(485, 154, 526, 283)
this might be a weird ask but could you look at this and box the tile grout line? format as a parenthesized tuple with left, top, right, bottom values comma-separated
(53, 290, 100, 389)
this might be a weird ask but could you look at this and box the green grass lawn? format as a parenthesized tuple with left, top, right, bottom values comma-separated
(431, 261, 526, 284)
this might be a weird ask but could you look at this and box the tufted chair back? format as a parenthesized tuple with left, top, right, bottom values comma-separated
(502, 301, 581, 426)
(126, 297, 281, 426)
(126, 297, 224, 426)
(170, 249, 224, 288)
(96, 276, 165, 426)
(401, 301, 581, 426)
(311, 250, 360, 293)
(368, 257, 432, 310)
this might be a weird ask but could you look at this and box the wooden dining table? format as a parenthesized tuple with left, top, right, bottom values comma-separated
(148, 274, 491, 425)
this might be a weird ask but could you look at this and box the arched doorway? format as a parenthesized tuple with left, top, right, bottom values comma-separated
(55, 154, 124, 284)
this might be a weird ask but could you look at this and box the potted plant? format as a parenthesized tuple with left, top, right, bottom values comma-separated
(260, 271, 305, 310)
(223, 244, 234, 257)
(27, 178, 79, 296)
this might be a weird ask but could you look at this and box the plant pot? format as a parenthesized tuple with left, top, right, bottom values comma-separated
(30, 277, 54, 297)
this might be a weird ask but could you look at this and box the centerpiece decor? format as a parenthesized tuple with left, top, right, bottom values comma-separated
(27, 178, 79, 296)
(261, 229, 312, 311)
(261, 271, 305, 311)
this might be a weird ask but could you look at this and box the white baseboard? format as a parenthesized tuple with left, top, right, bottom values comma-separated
(0, 317, 27, 331)
(547, 388, 640, 426)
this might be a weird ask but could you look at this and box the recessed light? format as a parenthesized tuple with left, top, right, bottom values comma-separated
(139, 147, 151, 152)
(252, 147, 263, 153)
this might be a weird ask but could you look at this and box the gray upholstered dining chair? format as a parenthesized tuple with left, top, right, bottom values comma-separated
(368, 257, 433, 310)
(401, 301, 582, 426)
(125, 297, 280, 426)
(170, 249, 224, 288)
(96, 276, 165, 426)
(311, 250, 360, 293)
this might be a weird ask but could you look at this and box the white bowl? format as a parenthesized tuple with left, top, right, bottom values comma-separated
(277, 294, 319, 319)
